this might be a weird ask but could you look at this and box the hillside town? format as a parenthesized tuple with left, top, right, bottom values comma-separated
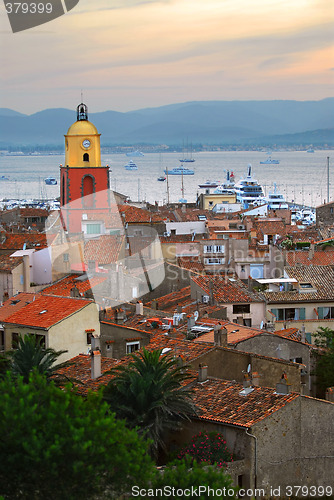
(1, 104, 333, 497)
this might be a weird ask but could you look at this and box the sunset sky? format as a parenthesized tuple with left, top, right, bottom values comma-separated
(0, 0, 333, 114)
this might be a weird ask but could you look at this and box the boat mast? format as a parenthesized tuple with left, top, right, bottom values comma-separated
(327, 156, 330, 203)
(181, 169, 185, 199)
(166, 167, 170, 206)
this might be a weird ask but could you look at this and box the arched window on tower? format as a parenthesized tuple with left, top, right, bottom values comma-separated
(82, 175, 94, 208)
(83, 153, 89, 162)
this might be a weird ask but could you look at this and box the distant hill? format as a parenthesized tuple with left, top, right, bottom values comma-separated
(0, 98, 333, 147)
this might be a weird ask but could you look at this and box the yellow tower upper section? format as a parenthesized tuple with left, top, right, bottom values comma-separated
(64, 103, 101, 167)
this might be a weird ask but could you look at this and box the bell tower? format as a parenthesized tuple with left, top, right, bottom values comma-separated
(60, 103, 110, 234)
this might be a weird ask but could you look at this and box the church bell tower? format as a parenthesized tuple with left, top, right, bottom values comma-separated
(60, 103, 110, 234)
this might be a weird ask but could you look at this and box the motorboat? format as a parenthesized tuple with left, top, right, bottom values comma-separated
(264, 184, 289, 210)
(0, 175, 9, 181)
(234, 165, 265, 208)
(260, 156, 280, 164)
(157, 176, 166, 182)
(198, 180, 220, 189)
(124, 160, 138, 171)
(164, 167, 194, 175)
(213, 170, 235, 193)
(44, 176, 57, 185)
(126, 150, 144, 157)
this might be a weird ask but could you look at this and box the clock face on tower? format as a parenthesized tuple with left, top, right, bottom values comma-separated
(82, 139, 91, 149)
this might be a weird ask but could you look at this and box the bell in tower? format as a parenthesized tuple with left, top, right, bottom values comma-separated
(77, 102, 88, 121)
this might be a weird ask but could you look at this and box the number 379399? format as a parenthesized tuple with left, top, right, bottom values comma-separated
(5, 2, 53, 14)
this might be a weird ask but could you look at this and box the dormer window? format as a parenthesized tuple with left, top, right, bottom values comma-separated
(300, 283, 313, 289)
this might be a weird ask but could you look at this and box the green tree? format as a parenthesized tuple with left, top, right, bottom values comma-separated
(4, 334, 69, 384)
(103, 348, 196, 458)
(312, 327, 334, 396)
(143, 456, 237, 499)
(0, 372, 153, 500)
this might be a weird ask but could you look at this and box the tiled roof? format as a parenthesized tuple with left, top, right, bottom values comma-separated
(178, 256, 205, 273)
(191, 378, 299, 427)
(0, 292, 41, 321)
(172, 208, 214, 222)
(0, 232, 49, 250)
(0, 255, 23, 272)
(118, 204, 164, 224)
(19, 208, 50, 218)
(56, 354, 127, 395)
(84, 235, 124, 265)
(273, 328, 303, 342)
(193, 321, 263, 345)
(145, 286, 192, 312)
(41, 273, 107, 298)
(286, 250, 334, 266)
(264, 265, 334, 303)
(4, 294, 93, 329)
(192, 275, 263, 303)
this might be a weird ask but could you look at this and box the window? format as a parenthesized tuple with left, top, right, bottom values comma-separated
(126, 341, 140, 354)
(34, 334, 45, 348)
(204, 245, 213, 253)
(0, 330, 4, 351)
(271, 308, 305, 321)
(87, 331, 93, 344)
(204, 257, 222, 265)
(83, 153, 89, 162)
(317, 307, 334, 319)
(63, 253, 69, 262)
(233, 304, 250, 314)
(86, 223, 101, 235)
(300, 283, 313, 289)
(12, 332, 19, 348)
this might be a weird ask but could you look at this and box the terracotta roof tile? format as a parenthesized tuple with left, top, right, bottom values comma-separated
(84, 235, 124, 265)
(41, 273, 107, 298)
(286, 250, 334, 266)
(0, 255, 23, 272)
(0, 232, 49, 251)
(0, 292, 41, 321)
(264, 265, 334, 303)
(192, 378, 299, 427)
(118, 204, 165, 224)
(4, 294, 93, 329)
(192, 275, 263, 303)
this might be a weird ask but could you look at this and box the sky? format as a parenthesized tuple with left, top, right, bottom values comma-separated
(0, 0, 333, 114)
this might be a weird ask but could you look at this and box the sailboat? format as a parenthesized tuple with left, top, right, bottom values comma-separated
(157, 153, 166, 181)
(179, 140, 195, 163)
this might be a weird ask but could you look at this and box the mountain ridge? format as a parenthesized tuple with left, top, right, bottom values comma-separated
(0, 98, 333, 146)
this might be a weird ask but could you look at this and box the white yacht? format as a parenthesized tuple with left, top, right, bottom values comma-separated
(264, 184, 289, 210)
(124, 160, 138, 171)
(234, 165, 264, 208)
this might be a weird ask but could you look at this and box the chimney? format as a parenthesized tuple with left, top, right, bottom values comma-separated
(91, 334, 100, 351)
(198, 364, 208, 382)
(251, 371, 261, 387)
(308, 241, 315, 260)
(214, 325, 227, 347)
(276, 372, 290, 394)
(91, 349, 102, 379)
(300, 324, 306, 343)
(23, 254, 30, 292)
(187, 314, 196, 331)
(151, 300, 158, 310)
(136, 301, 144, 315)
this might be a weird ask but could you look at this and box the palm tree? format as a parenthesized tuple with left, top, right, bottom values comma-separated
(6, 334, 70, 384)
(103, 348, 196, 458)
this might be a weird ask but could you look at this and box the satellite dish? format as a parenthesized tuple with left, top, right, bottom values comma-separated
(247, 364, 251, 373)
(194, 311, 199, 322)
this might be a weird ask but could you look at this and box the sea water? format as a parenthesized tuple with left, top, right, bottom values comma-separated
(0, 150, 332, 207)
